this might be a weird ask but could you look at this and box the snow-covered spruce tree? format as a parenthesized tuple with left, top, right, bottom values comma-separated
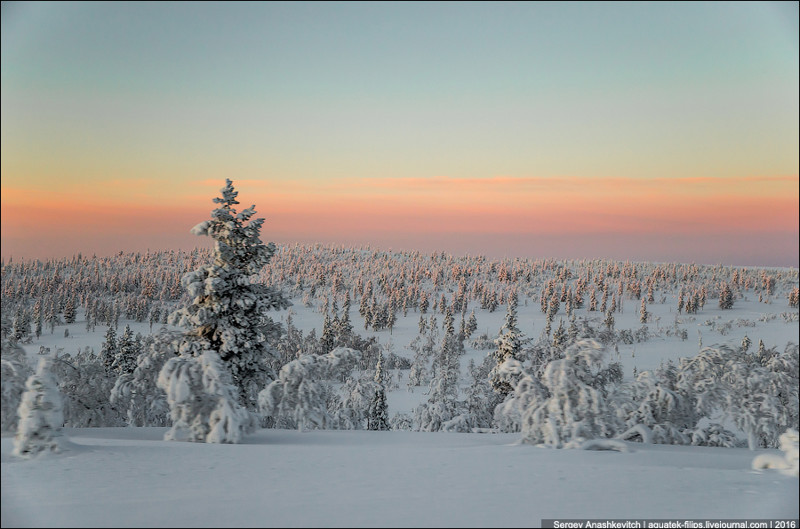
(488, 293, 527, 397)
(1, 336, 33, 432)
(113, 324, 140, 375)
(12, 306, 31, 344)
(111, 329, 180, 427)
(465, 310, 478, 339)
(258, 347, 360, 431)
(157, 349, 253, 443)
(718, 282, 734, 310)
(99, 326, 118, 374)
(63, 295, 76, 324)
(520, 339, 621, 448)
(367, 349, 389, 431)
(13, 358, 64, 457)
(169, 179, 290, 412)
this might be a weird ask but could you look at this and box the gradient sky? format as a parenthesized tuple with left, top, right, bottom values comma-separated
(2, 1, 798, 266)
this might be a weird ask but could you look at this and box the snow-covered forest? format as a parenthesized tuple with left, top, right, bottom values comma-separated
(2, 180, 798, 525)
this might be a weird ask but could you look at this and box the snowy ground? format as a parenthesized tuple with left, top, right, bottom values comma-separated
(2, 428, 797, 527)
(2, 272, 799, 526)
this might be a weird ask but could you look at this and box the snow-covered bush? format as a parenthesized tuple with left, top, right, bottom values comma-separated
(1, 337, 32, 432)
(677, 343, 799, 449)
(779, 429, 799, 477)
(111, 329, 180, 427)
(414, 400, 461, 432)
(332, 373, 377, 430)
(763, 343, 800, 441)
(407, 328, 437, 388)
(389, 412, 413, 431)
(690, 422, 741, 448)
(259, 347, 360, 431)
(752, 428, 799, 477)
(441, 413, 473, 432)
(413, 317, 464, 432)
(470, 332, 495, 350)
(51, 347, 126, 428)
(13, 358, 64, 457)
(459, 357, 500, 431)
(492, 359, 544, 433)
(158, 349, 255, 443)
(612, 369, 692, 445)
(725, 360, 792, 450)
(520, 339, 621, 448)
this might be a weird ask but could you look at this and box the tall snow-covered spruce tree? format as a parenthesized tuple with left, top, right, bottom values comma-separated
(166, 179, 290, 440)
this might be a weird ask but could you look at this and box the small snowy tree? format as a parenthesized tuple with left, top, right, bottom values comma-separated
(367, 349, 389, 431)
(12, 306, 31, 344)
(113, 324, 140, 375)
(718, 282, 734, 310)
(169, 179, 290, 411)
(741, 334, 752, 353)
(13, 358, 64, 457)
(489, 294, 527, 396)
(465, 310, 478, 338)
(63, 296, 76, 324)
(99, 326, 118, 375)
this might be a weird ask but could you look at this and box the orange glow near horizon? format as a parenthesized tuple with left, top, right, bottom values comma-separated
(2, 174, 797, 265)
